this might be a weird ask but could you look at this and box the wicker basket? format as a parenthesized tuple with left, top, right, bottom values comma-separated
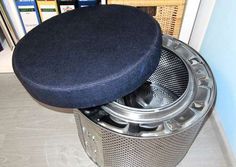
(107, 0, 186, 38)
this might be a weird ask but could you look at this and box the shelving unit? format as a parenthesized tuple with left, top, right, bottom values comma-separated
(0, 1, 18, 73)
(0, 0, 201, 73)
(107, 0, 186, 38)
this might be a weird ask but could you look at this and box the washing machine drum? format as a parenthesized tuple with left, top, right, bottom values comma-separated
(12, 5, 216, 167)
(73, 35, 216, 167)
(74, 35, 216, 167)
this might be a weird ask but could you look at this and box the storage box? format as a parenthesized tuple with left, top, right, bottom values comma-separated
(78, 0, 97, 7)
(107, 0, 186, 38)
(36, 0, 59, 22)
(15, 0, 41, 33)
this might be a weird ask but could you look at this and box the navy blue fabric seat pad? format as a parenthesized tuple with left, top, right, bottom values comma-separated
(13, 5, 162, 108)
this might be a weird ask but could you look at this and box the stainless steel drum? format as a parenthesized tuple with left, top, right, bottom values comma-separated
(74, 35, 216, 167)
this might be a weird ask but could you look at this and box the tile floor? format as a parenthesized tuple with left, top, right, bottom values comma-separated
(0, 74, 234, 167)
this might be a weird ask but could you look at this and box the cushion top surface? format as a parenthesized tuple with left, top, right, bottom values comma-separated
(13, 5, 162, 108)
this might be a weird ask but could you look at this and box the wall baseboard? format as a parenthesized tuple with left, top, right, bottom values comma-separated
(210, 111, 236, 167)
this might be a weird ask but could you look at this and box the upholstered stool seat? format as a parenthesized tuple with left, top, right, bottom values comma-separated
(13, 5, 162, 108)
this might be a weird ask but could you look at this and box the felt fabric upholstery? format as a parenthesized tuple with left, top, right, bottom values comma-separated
(12, 5, 162, 108)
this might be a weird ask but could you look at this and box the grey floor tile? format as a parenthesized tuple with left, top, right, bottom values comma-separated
(0, 73, 233, 167)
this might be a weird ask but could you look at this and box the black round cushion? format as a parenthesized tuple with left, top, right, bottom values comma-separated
(12, 5, 162, 108)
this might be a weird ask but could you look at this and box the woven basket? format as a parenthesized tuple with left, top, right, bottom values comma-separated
(107, 0, 186, 38)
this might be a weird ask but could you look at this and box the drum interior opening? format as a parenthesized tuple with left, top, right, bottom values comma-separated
(116, 48, 189, 109)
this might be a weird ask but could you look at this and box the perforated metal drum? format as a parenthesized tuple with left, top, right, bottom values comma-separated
(74, 35, 216, 167)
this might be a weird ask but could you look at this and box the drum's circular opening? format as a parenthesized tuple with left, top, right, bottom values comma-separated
(80, 35, 216, 136)
(116, 48, 189, 109)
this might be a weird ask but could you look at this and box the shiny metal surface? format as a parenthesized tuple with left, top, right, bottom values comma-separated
(118, 47, 188, 109)
(101, 35, 216, 130)
(73, 35, 216, 167)
(74, 109, 204, 167)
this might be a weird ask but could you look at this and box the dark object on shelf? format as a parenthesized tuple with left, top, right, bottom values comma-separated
(57, 0, 78, 13)
(0, 43, 3, 52)
(78, 0, 97, 7)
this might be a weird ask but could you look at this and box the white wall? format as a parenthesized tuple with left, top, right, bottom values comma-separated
(199, 0, 236, 157)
